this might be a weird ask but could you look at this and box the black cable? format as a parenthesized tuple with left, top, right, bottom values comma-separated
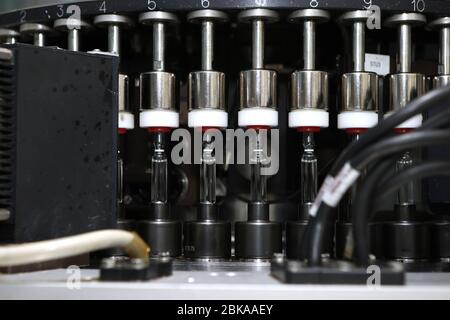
(354, 161, 450, 263)
(370, 114, 450, 189)
(352, 155, 400, 265)
(309, 130, 450, 265)
(307, 87, 450, 266)
(352, 115, 450, 264)
(329, 87, 450, 176)
(359, 112, 450, 188)
(421, 112, 450, 130)
(376, 162, 450, 203)
(350, 114, 450, 264)
(351, 130, 450, 170)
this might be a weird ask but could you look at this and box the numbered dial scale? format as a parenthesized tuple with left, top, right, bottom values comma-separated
(0, 0, 445, 27)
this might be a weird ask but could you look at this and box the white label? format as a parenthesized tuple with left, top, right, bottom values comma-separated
(365, 53, 390, 76)
(322, 163, 361, 208)
(309, 175, 335, 217)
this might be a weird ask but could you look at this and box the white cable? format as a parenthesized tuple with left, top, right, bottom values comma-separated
(0, 230, 147, 267)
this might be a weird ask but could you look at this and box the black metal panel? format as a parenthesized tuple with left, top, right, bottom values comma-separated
(0, 44, 119, 242)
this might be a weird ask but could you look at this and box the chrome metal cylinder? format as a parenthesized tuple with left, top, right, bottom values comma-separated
(55, 18, 92, 52)
(441, 27, 450, 75)
(303, 20, 315, 70)
(119, 74, 129, 112)
(6, 36, 16, 44)
(202, 20, 214, 71)
(388, 73, 426, 112)
(0, 29, 19, 44)
(240, 69, 277, 110)
(399, 24, 412, 73)
(188, 9, 228, 71)
(433, 74, 450, 88)
(20, 23, 53, 47)
(189, 71, 226, 111)
(35, 32, 45, 47)
(139, 11, 178, 71)
(290, 70, 328, 111)
(68, 28, 79, 51)
(289, 9, 329, 71)
(252, 20, 264, 69)
(153, 22, 165, 71)
(429, 17, 450, 76)
(341, 72, 378, 112)
(108, 24, 120, 55)
(140, 71, 176, 111)
(95, 14, 134, 56)
(385, 13, 426, 74)
(353, 21, 365, 72)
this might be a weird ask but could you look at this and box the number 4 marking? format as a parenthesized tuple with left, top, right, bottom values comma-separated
(99, 1, 106, 13)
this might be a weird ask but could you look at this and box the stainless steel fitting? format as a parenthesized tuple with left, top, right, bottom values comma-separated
(238, 9, 279, 110)
(288, 9, 329, 111)
(187, 10, 228, 111)
(385, 13, 426, 112)
(388, 73, 426, 112)
(189, 71, 226, 110)
(339, 10, 378, 112)
(54, 18, 92, 51)
(94, 14, 134, 116)
(291, 70, 328, 110)
(240, 69, 277, 110)
(0, 28, 20, 44)
(429, 17, 450, 88)
(20, 23, 53, 47)
(139, 11, 178, 111)
(94, 14, 134, 56)
(140, 71, 176, 111)
(118, 74, 129, 112)
(341, 72, 378, 112)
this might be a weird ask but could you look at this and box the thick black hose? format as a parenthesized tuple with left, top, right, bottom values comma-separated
(351, 130, 450, 170)
(376, 162, 450, 203)
(329, 87, 450, 176)
(309, 130, 450, 265)
(367, 114, 450, 191)
(350, 114, 450, 264)
(421, 112, 450, 130)
(352, 156, 399, 265)
(307, 86, 450, 266)
(354, 162, 450, 263)
(306, 204, 333, 265)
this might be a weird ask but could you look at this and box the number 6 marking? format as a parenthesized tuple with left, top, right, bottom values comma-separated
(148, 0, 157, 10)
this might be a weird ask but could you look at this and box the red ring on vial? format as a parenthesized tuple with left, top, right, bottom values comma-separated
(297, 126, 321, 133)
(148, 127, 172, 133)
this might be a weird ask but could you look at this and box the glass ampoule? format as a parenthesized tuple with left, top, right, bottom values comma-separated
(200, 131, 216, 205)
(151, 131, 168, 205)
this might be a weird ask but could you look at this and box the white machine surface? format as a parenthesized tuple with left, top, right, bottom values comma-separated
(1, 262, 450, 300)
